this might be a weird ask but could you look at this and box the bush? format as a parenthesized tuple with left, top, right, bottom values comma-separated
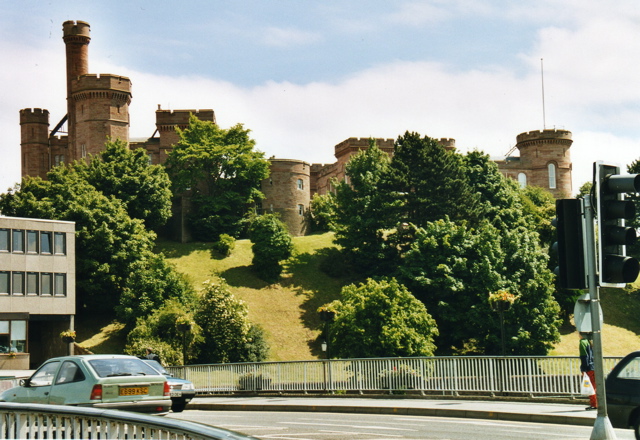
(212, 234, 235, 257)
(237, 371, 272, 391)
(248, 214, 293, 283)
(378, 364, 424, 390)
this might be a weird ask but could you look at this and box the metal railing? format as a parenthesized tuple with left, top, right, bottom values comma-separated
(0, 402, 254, 440)
(167, 356, 623, 397)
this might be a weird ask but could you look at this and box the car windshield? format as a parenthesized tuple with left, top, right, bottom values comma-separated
(88, 358, 160, 378)
(142, 359, 169, 375)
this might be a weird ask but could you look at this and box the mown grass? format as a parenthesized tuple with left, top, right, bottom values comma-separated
(78, 231, 640, 360)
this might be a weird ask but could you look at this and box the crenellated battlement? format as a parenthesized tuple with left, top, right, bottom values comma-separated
(72, 74, 131, 93)
(62, 20, 91, 40)
(19, 108, 50, 124)
(438, 138, 456, 150)
(335, 137, 395, 158)
(516, 129, 572, 144)
(155, 109, 216, 126)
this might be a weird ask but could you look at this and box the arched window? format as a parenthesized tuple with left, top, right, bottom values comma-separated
(548, 163, 557, 189)
(517, 173, 527, 189)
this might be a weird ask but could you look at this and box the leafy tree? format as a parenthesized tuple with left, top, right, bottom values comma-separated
(386, 132, 482, 227)
(116, 252, 197, 325)
(74, 139, 173, 230)
(577, 181, 593, 198)
(248, 214, 293, 282)
(326, 277, 438, 358)
(627, 160, 640, 258)
(194, 278, 269, 363)
(125, 299, 202, 365)
(308, 193, 337, 232)
(0, 170, 155, 312)
(399, 218, 561, 355)
(164, 116, 270, 240)
(332, 141, 395, 273)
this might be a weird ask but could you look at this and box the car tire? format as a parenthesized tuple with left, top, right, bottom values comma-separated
(172, 402, 186, 413)
(635, 416, 640, 440)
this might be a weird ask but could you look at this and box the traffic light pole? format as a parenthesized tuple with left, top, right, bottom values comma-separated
(584, 194, 617, 440)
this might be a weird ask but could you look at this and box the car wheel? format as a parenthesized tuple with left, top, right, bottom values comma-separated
(635, 416, 640, 440)
(172, 402, 186, 413)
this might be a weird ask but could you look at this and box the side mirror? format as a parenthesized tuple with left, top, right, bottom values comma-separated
(19, 379, 30, 387)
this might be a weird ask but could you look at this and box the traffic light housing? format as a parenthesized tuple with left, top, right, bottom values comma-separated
(596, 162, 640, 287)
(553, 199, 587, 290)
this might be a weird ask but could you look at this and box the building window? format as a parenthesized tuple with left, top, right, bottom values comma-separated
(27, 230, 39, 254)
(297, 179, 304, 190)
(147, 153, 153, 165)
(270, 204, 274, 212)
(27, 272, 39, 296)
(41, 273, 52, 296)
(298, 204, 305, 216)
(12, 272, 24, 296)
(55, 273, 66, 296)
(0, 272, 9, 295)
(548, 163, 557, 189)
(41, 232, 52, 254)
(12, 230, 24, 253)
(81, 145, 86, 159)
(0, 320, 27, 354)
(517, 173, 527, 189)
(0, 229, 8, 252)
(54, 232, 66, 255)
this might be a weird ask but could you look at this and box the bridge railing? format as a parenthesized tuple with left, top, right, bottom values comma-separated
(167, 356, 623, 397)
(0, 402, 253, 440)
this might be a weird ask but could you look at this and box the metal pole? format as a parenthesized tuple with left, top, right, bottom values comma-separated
(584, 195, 617, 440)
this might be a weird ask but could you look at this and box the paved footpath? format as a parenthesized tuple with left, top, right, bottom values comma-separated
(189, 396, 598, 427)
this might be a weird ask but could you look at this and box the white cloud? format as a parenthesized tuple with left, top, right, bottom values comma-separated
(261, 27, 322, 48)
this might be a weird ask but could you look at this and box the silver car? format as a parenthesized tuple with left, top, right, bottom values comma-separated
(0, 354, 171, 413)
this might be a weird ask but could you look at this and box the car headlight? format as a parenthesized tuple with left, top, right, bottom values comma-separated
(181, 382, 195, 391)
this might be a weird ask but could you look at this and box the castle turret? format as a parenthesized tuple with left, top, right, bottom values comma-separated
(497, 129, 573, 198)
(262, 159, 311, 236)
(20, 108, 50, 179)
(63, 21, 90, 158)
(152, 108, 216, 163)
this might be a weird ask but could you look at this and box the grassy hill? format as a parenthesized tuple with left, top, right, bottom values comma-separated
(77, 231, 640, 359)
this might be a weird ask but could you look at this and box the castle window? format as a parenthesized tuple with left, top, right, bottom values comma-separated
(297, 179, 304, 190)
(81, 145, 86, 159)
(517, 173, 527, 188)
(270, 204, 273, 212)
(298, 204, 304, 216)
(548, 163, 557, 189)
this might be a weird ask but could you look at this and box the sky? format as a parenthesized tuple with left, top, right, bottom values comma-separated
(1, 1, 640, 194)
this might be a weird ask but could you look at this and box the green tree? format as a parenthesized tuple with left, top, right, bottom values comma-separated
(248, 214, 294, 282)
(125, 299, 202, 365)
(308, 193, 337, 232)
(333, 140, 395, 273)
(627, 160, 640, 258)
(194, 279, 269, 363)
(386, 132, 482, 226)
(0, 170, 155, 312)
(399, 218, 560, 355)
(164, 116, 270, 240)
(327, 277, 438, 358)
(74, 139, 173, 230)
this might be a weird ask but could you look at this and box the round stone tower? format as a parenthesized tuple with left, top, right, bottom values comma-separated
(515, 129, 573, 198)
(20, 108, 50, 179)
(262, 159, 311, 236)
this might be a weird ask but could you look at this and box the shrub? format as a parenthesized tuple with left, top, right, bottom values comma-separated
(212, 234, 236, 257)
(237, 371, 272, 391)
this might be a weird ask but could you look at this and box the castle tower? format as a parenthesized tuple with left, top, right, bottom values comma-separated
(151, 108, 216, 164)
(262, 159, 311, 236)
(497, 129, 573, 198)
(20, 109, 50, 179)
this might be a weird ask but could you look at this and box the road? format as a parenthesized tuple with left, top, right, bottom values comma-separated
(169, 410, 635, 439)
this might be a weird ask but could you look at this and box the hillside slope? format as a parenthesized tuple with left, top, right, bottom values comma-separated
(79, 232, 640, 359)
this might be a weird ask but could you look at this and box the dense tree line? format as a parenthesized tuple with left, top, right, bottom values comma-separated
(316, 133, 562, 356)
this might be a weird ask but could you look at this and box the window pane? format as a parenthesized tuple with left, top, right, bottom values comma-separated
(41, 273, 52, 295)
(27, 272, 39, 295)
(27, 230, 38, 253)
(12, 230, 24, 252)
(11, 320, 26, 353)
(0, 229, 8, 251)
(54, 232, 66, 255)
(0, 321, 8, 333)
(55, 273, 66, 296)
(548, 163, 557, 189)
(12, 272, 24, 295)
(41, 232, 52, 254)
(0, 272, 8, 295)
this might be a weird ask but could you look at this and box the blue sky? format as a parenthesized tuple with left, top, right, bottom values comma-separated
(2, 1, 640, 193)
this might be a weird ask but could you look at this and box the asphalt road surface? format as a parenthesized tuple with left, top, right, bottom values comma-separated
(168, 410, 635, 440)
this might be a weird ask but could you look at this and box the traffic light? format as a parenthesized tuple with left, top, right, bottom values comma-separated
(596, 162, 640, 287)
(553, 198, 587, 290)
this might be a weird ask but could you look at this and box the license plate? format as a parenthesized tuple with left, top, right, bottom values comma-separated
(119, 386, 149, 396)
(170, 391, 181, 397)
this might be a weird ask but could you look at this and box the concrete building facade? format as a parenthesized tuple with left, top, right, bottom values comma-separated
(0, 216, 76, 369)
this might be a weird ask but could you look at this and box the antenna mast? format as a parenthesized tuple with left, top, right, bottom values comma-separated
(541, 58, 546, 129)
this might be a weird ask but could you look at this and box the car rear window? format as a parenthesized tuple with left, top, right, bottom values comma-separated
(88, 358, 160, 378)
